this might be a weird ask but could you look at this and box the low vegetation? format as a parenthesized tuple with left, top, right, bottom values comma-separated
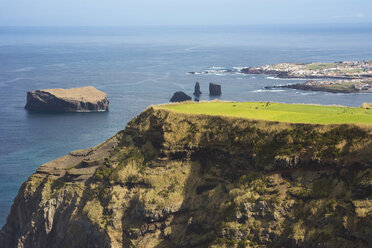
(158, 101, 372, 125)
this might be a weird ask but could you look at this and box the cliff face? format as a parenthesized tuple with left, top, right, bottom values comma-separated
(1, 107, 372, 248)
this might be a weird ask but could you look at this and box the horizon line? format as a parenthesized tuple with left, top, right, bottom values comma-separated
(0, 22, 372, 28)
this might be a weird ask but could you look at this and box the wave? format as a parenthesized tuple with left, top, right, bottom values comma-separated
(12, 67, 34, 72)
(268, 89, 286, 92)
(1, 77, 28, 83)
(0, 77, 30, 87)
(252, 89, 286, 93)
(206, 69, 228, 72)
(127, 73, 169, 86)
(126, 79, 157, 86)
(299, 92, 317, 96)
(189, 66, 243, 76)
(266, 76, 309, 81)
(187, 72, 206, 75)
(211, 73, 228, 76)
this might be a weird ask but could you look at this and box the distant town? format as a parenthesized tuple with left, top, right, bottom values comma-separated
(241, 61, 372, 79)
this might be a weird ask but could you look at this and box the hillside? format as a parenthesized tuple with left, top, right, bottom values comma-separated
(1, 102, 372, 248)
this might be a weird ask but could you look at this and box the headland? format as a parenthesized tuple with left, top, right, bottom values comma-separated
(2, 102, 372, 248)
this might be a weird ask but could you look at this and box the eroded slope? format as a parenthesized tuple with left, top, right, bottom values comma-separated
(1, 107, 372, 248)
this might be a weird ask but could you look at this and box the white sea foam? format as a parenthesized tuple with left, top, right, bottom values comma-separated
(266, 76, 308, 81)
(299, 92, 316, 96)
(12, 67, 34, 72)
(189, 66, 244, 76)
(1, 77, 28, 83)
(211, 66, 226, 70)
(0, 77, 30, 87)
(252, 89, 286, 93)
(266, 76, 277, 80)
(129, 73, 169, 86)
(127, 79, 157, 86)
(76, 109, 107, 113)
(205, 70, 226, 75)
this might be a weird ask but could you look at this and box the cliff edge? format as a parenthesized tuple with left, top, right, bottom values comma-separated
(1, 105, 372, 247)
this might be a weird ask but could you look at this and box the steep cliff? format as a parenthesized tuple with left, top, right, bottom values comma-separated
(25, 86, 109, 112)
(1, 106, 372, 248)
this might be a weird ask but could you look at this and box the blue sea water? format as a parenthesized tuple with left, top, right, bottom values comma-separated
(1, 24, 372, 226)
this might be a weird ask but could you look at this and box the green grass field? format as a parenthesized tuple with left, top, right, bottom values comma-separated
(156, 101, 372, 125)
(303, 63, 338, 70)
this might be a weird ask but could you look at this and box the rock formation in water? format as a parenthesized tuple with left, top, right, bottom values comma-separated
(1, 106, 372, 247)
(25, 86, 109, 112)
(193, 82, 202, 96)
(170, 91, 192, 102)
(209, 83, 221, 96)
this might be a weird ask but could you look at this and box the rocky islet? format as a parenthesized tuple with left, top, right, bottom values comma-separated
(170, 91, 192, 102)
(25, 86, 109, 112)
(170, 82, 222, 102)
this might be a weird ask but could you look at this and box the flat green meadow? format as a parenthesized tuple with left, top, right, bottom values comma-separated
(157, 101, 372, 125)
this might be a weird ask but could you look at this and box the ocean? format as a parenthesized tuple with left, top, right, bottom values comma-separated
(1, 24, 372, 226)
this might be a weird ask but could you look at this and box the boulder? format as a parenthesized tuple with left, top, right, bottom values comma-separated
(209, 83, 221, 96)
(193, 82, 202, 96)
(170, 91, 192, 102)
(361, 103, 372, 109)
(25, 86, 109, 112)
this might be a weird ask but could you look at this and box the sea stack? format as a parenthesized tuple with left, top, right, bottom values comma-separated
(25, 86, 109, 112)
(170, 91, 192, 102)
(209, 82, 221, 96)
(193, 81, 202, 96)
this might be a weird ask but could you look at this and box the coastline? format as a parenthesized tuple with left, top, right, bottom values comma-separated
(239, 61, 372, 93)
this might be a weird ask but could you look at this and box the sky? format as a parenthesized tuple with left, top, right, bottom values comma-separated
(0, 0, 371, 26)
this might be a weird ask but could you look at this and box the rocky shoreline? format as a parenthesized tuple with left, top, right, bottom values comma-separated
(265, 79, 372, 94)
(240, 61, 372, 93)
(241, 67, 369, 80)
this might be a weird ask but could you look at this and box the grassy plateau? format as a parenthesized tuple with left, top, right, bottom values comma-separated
(157, 101, 372, 125)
